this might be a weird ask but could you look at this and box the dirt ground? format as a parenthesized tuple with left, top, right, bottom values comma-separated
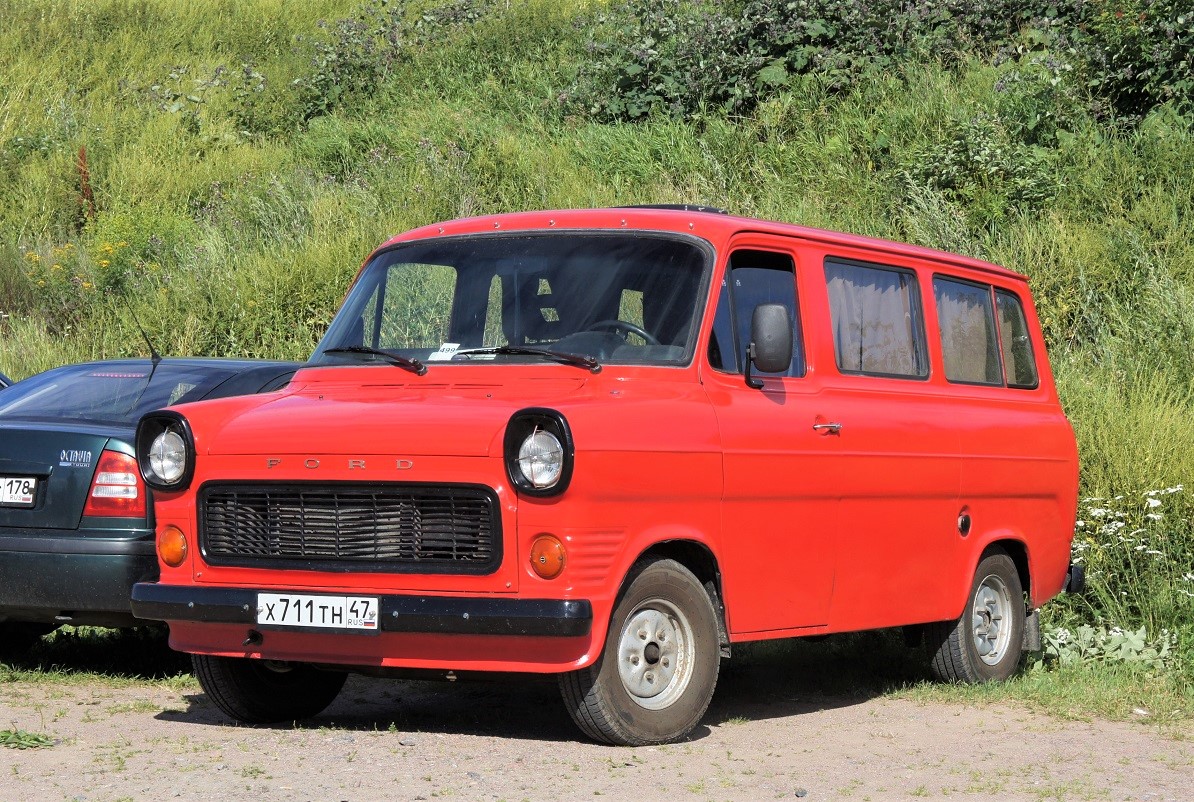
(3, 652, 1191, 802)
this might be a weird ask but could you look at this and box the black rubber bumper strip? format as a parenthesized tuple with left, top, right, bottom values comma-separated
(131, 583, 592, 637)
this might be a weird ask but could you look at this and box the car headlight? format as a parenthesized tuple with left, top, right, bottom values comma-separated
(504, 409, 573, 497)
(137, 412, 195, 491)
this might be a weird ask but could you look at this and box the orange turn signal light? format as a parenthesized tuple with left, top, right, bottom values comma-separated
(529, 534, 566, 579)
(159, 525, 189, 568)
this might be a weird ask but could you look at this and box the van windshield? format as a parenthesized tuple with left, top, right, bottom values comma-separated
(311, 232, 711, 368)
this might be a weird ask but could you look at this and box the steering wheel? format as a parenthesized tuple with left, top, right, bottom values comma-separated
(585, 319, 659, 345)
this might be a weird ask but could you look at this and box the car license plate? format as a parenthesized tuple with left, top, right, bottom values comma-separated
(256, 593, 379, 630)
(0, 476, 36, 507)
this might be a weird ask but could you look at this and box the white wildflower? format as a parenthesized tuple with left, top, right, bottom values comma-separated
(1146, 497, 1162, 508)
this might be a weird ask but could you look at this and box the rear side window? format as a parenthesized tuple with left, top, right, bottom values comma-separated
(933, 277, 1001, 385)
(996, 290, 1039, 388)
(825, 259, 927, 378)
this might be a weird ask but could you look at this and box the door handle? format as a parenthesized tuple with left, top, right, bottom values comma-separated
(812, 422, 842, 434)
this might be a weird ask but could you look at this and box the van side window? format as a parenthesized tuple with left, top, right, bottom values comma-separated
(996, 290, 1040, 388)
(825, 259, 928, 379)
(934, 277, 1001, 385)
(708, 250, 804, 377)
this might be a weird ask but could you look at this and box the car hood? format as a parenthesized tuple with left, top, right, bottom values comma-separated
(187, 371, 592, 458)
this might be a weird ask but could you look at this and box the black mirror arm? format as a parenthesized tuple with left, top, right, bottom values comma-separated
(744, 343, 765, 389)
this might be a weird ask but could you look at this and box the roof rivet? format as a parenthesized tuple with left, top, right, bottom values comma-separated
(620, 219, 627, 227)
(494, 222, 501, 229)
(438, 227, 445, 234)
(549, 219, 555, 226)
(689, 222, 695, 230)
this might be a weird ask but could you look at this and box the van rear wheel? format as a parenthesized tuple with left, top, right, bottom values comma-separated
(193, 654, 347, 724)
(559, 558, 720, 745)
(928, 549, 1025, 683)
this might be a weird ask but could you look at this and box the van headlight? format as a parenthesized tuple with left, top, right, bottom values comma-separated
(137, 412, 195, 491)
(504, 409, 573, 496)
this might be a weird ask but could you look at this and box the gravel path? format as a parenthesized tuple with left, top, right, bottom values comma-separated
(3, 659, 1191, 802)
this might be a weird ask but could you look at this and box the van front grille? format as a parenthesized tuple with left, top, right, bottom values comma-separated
(199, 483, 500, 574)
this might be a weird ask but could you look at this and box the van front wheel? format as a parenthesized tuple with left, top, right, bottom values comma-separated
(559, 558, 720, 746)
(928, 549, 1025, 683)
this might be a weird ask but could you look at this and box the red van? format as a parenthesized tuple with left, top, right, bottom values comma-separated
(132, 208, 1080, 745)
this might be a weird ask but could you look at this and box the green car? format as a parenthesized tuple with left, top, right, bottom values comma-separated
(0, 358, 297, 655)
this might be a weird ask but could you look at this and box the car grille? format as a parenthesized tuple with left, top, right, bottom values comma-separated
(199, 483, 500, 573)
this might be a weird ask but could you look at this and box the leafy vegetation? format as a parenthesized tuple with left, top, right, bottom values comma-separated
(0, 0, 1192, 711)
(0, 728, 56, 749)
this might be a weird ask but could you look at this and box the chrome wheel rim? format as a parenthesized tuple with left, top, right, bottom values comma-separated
(616, 599, 694, 710)
(971, 574, 1012, 665)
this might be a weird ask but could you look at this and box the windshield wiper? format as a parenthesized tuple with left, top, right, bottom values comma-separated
(453, 345, 601, 373)
(322, 346, 427, 376)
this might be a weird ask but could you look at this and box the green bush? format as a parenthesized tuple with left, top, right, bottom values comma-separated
(1070, 0, 1194, 120)
(565, 0, 1194, 126)
(565, 0, 1069, 122)
(900, 113, 1058, 230)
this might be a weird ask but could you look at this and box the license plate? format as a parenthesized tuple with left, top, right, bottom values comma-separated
(0, 476, 36, 507)
(256, 593, 379, 630)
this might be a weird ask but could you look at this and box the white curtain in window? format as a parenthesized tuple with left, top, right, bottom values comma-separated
(827, 264, 920, 376)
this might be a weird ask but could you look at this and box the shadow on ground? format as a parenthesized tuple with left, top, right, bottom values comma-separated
(4, 625, 938, 742)
(2, 624, 189, 679)
(151, 629, 937, 743)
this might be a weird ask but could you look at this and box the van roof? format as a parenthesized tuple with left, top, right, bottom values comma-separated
(381, 208, 1027, 282)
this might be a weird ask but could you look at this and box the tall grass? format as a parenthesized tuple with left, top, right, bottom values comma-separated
(0, 0, 1192, 682)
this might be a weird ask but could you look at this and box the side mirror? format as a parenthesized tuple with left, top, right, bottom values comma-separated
(745, 303, 792, 389)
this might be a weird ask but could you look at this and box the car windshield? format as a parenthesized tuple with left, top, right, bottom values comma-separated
(310, 232, 711, 368)
(0, 363, 238, 426)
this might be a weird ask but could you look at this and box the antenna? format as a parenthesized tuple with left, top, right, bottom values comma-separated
(115, 293, 162, 364)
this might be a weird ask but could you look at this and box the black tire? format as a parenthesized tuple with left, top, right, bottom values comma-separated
(559, 558, 720, 746)
(192, 654, 348, 724)
(0, 622, 58, 658)
(928, 549, 1026, 683)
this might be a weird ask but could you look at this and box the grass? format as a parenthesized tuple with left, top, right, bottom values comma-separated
(0, 0, 1192, 715)
(0, 728, 56, 749)
(725, 631, 1194, 729)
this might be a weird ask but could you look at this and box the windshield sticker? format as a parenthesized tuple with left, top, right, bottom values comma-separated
(60, 449, 94, 468)
(427, 342, 461, 362)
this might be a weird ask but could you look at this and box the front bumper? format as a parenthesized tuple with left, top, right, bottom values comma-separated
(0, 530, 156, 626)
(132, 583, 593, 638)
